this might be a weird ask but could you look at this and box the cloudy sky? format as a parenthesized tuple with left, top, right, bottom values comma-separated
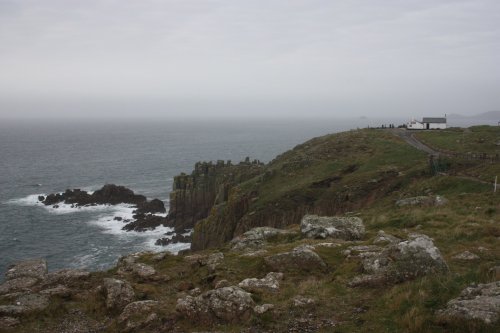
(0, 0, 499, 119)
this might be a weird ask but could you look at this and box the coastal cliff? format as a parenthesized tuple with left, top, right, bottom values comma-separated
(166, 158, 264, 232)
(185, 130, 428, 250)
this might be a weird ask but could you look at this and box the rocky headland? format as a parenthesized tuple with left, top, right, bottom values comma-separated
(38, 184, 191, 245)
(1, 127, 499, 332)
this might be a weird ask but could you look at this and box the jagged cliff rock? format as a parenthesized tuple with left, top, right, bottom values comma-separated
(166, 158, 264, 232)
(188, 131, 426, 251)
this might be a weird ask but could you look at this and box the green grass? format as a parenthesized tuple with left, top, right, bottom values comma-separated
(415, 126, 500, 155)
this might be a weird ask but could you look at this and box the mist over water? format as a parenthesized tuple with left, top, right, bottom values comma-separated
(0, 117, 491, 278)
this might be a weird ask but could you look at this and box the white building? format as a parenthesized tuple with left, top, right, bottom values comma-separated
(407, 117, 447, 130)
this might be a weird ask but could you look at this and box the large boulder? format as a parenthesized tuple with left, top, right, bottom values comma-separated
(176, 286, 255, 325)
(438, 281, 500, 325)
(300, 215, 365, 240)
(91, 184, 146, 205)
(5, 259, 47, 281)
(103, 278, 135, 310)
(238, 272, 283, 294)
(134, 199, 166, 215)
(118, 300, 160, 332)
(230, 227, 296, 251)
(385, 233, 448, 282)
(347, 232, 448, 287)
(265, 246, 327, 272)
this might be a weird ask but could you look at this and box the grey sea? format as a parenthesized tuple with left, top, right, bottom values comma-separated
(0, 116, 489, 279)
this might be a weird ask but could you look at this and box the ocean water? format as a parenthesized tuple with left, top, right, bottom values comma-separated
(0, 116, 488, 278)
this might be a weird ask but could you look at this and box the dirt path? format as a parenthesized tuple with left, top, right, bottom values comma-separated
(390, 129, 441, 155)
(391, 129, 494, 186)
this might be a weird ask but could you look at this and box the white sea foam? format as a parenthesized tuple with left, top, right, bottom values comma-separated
(8, 192, 190, 258)
(6, 193, 45, 206)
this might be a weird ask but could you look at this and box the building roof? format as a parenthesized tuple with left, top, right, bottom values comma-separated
(422, 117, 446, 123)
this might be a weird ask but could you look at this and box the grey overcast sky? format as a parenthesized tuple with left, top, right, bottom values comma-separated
(0, 0, 499, 119)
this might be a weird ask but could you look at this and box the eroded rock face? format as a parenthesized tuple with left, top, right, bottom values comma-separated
(5, 259, 47, 281)
(103, 278, 135, 310)
(347, 232, 448, 286)
(230, 227, 296, 251)
(134, 199, 165, 216)
(438, 281, 500, 324)
(300, 215, 365, 240)
(167, 160, 264, 232)
(238, 272, 283, 294)
(176, 286, 255, 325)
(265, 246, 326, 272)
(0, 277, 38, 295)
(122, 215, 167, 232)
(43, 269, 90, 287)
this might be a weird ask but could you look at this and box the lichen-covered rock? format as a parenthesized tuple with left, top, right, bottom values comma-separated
(230, 227, 296, 251)
(103, 278, 135, 310)
(293, 296, 316, 307)
(452, 251, 480, 261)
(206, 252, 224, 272)
(40, 285, 71, 298)
(117, 253, 156, 278)
(438, 281, 500, 324)
(0, 305, 27, 316)
(348, 233, 448, 287)
(238, 272, 283, 293)
(0, 277, 39, 295)
(214, 279, 231, 289)
(176, 286, 255, 324)
(118, 300, 159, 332)
(265, 246, 326, 272)
(396, 195, 447, 207)
(43, 269, 90, 287)
(184, 252, 225, 273)
(300, 215, 365, 240)
(15, 293, 50, 312)
(386, 233, 448, 282)
(254, 303, 274, 314)
(5, 259, 47, 281)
